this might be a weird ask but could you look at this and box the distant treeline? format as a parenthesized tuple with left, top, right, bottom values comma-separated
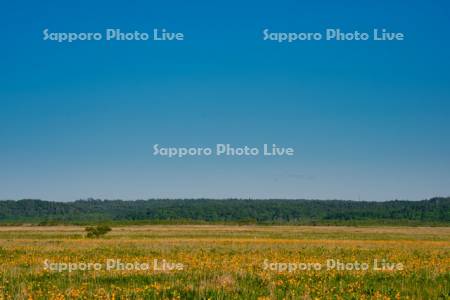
(0, 198, 449, 226)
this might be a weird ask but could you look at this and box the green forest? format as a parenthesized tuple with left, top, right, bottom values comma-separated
(0, 198, 448, 225)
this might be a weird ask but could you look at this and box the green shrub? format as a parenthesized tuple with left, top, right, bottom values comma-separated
(85, 225, 112, 238)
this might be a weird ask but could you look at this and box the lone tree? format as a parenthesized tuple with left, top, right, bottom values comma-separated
(85, 225, 112, 238)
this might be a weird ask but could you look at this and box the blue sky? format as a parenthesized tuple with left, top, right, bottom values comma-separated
(1, 0, 450, 201)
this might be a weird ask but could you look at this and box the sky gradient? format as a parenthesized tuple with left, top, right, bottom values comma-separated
(1, 0, 450, 201)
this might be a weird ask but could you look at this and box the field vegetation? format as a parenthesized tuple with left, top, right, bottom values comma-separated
(0, 225, 449, 299)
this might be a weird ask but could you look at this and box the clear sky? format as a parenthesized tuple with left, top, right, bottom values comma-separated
(1, 0, 450, 201)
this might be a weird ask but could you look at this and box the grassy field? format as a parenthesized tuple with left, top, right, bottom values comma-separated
(0, 225, 449, 299)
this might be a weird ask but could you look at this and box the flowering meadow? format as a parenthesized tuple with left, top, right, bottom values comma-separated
(0, 225, 448, 299)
